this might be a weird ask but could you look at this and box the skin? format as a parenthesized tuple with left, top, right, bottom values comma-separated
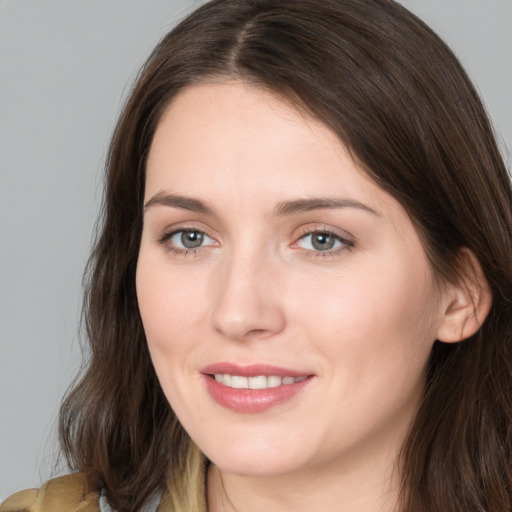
(136, 81, 468, 512)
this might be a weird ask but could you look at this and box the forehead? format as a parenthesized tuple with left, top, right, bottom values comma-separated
(145, 81, 406, 225)
(148, 80, 347, 172)
(149, 83, 361, 186)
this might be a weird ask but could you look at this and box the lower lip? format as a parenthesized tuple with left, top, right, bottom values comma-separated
(202, 375, 313, 413)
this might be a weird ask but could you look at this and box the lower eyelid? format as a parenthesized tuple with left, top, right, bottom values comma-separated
(305, 245, 350, 258)
(157, 227, 352, 256)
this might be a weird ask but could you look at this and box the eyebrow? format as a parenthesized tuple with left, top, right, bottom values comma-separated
(144, 192, 380, 217)
(275, 197, 380, 216)
(144, 192, 214, 214)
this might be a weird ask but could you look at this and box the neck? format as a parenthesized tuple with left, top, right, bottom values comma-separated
(206, 435, 402, 512)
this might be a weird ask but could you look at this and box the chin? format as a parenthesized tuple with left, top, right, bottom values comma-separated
(195, 431, 312, 477)
(209, 453, 303, 478)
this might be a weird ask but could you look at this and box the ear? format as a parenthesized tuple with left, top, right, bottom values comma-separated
(437, 248, 493, 343)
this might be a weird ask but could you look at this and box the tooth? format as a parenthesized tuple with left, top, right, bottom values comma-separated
(213, 373, 306, 389)
(248, 376, 268, 389)
(231, 376, 249, 389)
(267, 376, 282, 388)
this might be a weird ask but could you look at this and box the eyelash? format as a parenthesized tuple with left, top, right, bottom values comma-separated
(293, 228, 354, 258)
(157, 227, 354, 258)
(157, 228, 215, 256)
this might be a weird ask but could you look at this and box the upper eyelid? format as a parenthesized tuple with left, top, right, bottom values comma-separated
(155, 224, 354, 249)
(294, 223, 354, 241)
(159, 227, 214, 242)
(159, 226, 351, 239)
(157, 222, 216, 238)
(298, 230, 348, 241)
(295, 232, 353, 247)
(292, 225, 356, 252)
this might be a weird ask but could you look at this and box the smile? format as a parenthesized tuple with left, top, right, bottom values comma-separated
(201, 364, 314, 413)
(213, 374, 308, 389)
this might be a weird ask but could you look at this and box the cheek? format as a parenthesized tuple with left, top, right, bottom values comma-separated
(136, 252, 212, 419)
(136, 251, 210, 360)
(291, 253, 439, 383)
(290, 261, 438, 444)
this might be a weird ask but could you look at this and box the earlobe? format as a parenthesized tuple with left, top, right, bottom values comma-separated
(436, 248, 493, 343)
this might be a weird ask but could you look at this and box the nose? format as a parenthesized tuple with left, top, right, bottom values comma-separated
(210, 248, 286, 341)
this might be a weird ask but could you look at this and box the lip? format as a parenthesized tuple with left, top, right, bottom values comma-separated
(201, 362, 311, 378)
(200, 362, 314, 413)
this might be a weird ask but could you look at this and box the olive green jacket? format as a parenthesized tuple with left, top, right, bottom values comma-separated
(0, 473, 175, 512)
(1, 446, 207, 512)
(0, 473, 103, 512)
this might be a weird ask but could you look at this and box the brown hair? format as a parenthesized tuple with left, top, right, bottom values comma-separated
(59, 1, 512, 511)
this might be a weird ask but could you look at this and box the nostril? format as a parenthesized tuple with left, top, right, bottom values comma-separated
(246, 328, 267, 337)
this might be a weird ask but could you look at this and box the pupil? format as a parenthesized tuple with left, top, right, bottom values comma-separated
(181, 231, 203, 249)
(312, 233, 334, 251)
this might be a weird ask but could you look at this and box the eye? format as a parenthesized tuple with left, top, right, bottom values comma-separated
(172, 230, 206, 249)
(296, 230, 353, 253)
(160, 229, 217, 252)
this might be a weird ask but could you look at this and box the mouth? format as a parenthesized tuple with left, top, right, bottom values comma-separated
(200, 363, 314, 413)
(211, 374, 308, 389)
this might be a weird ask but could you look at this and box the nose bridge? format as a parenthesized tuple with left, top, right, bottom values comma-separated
(211, 240, 285, 341)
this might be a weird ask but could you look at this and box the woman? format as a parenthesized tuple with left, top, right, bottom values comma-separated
(2, 0, 511, 511)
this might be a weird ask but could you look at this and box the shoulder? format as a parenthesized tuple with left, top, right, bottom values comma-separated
(0, 473, 101, 512)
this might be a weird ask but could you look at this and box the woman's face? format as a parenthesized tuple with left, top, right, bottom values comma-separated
(136, 81, 450, 478)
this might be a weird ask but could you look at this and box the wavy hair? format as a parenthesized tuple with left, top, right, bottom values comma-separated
(59, 1, 512, 511)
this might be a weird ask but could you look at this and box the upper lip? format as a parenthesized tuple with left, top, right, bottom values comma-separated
(201, 362, 312, 378)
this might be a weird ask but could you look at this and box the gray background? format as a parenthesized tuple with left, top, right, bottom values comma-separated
(0, 0, 510, 501)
